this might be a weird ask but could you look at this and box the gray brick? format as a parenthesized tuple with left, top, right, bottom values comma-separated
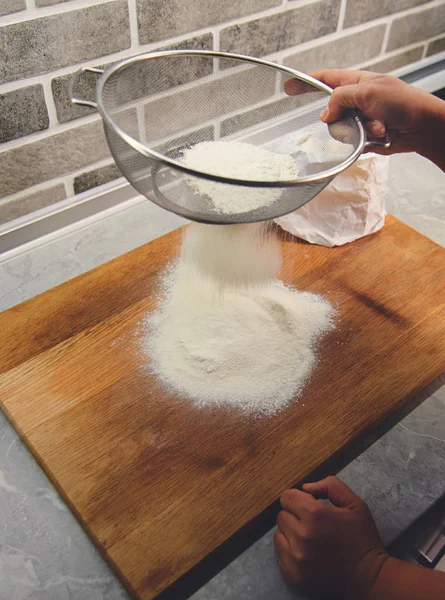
(144, 66, 275, 141)
(220, 0, 341, 57)
(74, 163, 122, 194)
(0, 120, 111, 198)
(364, 46, 424, 73)
(221, 97, 297, 137)
(52, 34, 213, 124)
(137, 0, 281, 44)
(0, 1, 130, 84)
(283, 26, 385, 73)
(344, 0, 431, 28)
(387, 4, 445, 52)
(138, 34, 214, 95)
(427, 36, 445, 57)
(114, 42, 215, 106)
(0, 0, 25, 17)
(0, 85, 49, 143)
(0, 184, 66, 225)
(36, 0, 74, 6)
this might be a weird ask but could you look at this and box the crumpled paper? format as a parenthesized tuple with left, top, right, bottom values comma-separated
(275, 153, 389, 247)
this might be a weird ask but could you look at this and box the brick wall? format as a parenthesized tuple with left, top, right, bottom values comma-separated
(0, 0, 444, 224)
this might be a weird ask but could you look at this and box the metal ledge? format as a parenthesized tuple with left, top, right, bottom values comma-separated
(0, 181, 139, 256)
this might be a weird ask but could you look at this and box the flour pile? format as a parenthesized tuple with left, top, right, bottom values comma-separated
(181, 141, 298, 215)
(143, 223, 334, 416)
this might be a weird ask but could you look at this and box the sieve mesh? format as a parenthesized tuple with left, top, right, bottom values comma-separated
(97, 51, 364, 224)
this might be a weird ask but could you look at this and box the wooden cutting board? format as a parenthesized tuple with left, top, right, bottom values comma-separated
(1, 215, 445, 600)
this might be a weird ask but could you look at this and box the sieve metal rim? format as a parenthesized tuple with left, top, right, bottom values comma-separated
(95, 50, 366, 188)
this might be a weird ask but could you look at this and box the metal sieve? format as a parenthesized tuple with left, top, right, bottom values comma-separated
(69, 50, 389, 225)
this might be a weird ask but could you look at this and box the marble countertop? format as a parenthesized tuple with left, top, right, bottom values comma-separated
(1, 153, 445, 600)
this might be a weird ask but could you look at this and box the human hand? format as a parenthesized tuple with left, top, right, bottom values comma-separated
(285, 70, 445, 169)
(274, 476, 389, 599)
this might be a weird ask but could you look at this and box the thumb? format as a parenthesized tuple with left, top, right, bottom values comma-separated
(320, 83, 364, 123)
(303, 476, 361, 509)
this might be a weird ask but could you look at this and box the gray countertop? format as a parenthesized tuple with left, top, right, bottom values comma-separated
(1, 153, 445, 600)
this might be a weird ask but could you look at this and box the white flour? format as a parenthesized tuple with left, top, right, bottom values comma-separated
(181, 141, 298, 214)
(143, 224, 334, 416)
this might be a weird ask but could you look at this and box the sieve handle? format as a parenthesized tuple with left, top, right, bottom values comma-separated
(364, 134, 391, 149)
(69, 67, 105, 109)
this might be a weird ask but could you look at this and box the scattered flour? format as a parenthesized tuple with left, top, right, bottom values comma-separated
(143, 223, 334, 416)
(181, 141, 298, 215)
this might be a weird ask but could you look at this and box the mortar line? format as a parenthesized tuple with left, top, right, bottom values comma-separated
(126, 0, 139, 49)
(40, 78, 59, 128)
(337, 0, 348, 32)
(381, 20, 392, 54)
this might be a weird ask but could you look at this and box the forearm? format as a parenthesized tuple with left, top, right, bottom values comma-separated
(368, 556, 445, 600)
(418, 94, 445, 172)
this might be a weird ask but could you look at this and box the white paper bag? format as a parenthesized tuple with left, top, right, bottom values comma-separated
(275, 153, 389, 247)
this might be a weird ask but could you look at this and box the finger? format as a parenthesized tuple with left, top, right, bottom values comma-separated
(365, 119, 386, 138)
(280, 488, 317, 518)
(320, 83, 365, 122)
(274, 529, 291, 556)
(277, 509, 300, 538)
(277, 511, 304, 547)
(309, 69, 378, 89)
(279, 555, 304, 586)
(303, 476, 361, 508)
(284, 78, 319, 96)
(277, 511, 313, 560)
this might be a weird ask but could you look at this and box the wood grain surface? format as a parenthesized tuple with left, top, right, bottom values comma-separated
(1, 216, 445, 599)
